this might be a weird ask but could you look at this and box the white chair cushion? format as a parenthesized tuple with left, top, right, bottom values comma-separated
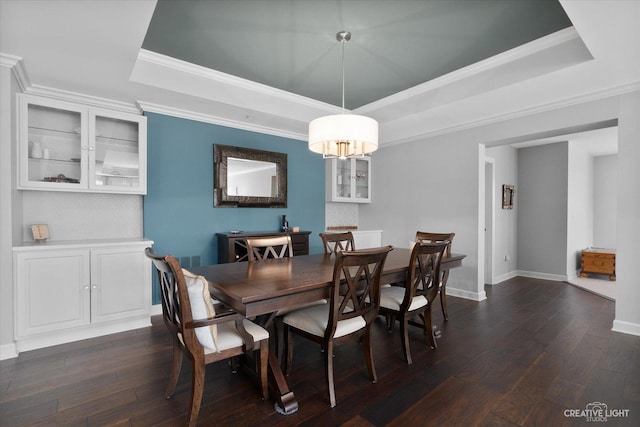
(206, 319, 269, 354)
(183, 268, 219, 351)
(282, 304, 366, 338)
(380, 286, 428, 311)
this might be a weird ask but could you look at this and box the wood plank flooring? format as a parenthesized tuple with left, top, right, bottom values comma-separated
(2, 276, 639, 426)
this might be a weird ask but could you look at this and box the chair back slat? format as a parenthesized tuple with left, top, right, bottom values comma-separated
(415, 231, 455, 256)
(319, 232, 355, 254)
(246, 235, 293, 261)
(145, 248, 198, 346)
(404, 242, 448, 308)
(326, 246, 393, 339)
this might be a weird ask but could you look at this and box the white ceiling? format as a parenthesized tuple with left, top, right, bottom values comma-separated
(1, 0, 639, 149)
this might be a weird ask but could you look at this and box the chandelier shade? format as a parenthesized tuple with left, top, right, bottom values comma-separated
(308, 114, 378, 159)
(308, 31, 379, 159)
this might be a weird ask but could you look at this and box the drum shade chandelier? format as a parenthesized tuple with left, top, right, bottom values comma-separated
(308, 31, 378, 159)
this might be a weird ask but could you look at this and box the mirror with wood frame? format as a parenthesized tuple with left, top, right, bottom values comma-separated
(214, 144, 287, 207)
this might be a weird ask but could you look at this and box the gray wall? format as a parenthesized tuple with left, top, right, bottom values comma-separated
(485, 145, 518, 283)
(593, 154, 618, 248)
(360, 137, 484, 300)
(516, 142, 568, 276)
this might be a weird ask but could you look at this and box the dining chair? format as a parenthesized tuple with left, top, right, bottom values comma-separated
(282, 245, 394, 407)
(415, 231, 455, 320)
(379, 241, 448, 364)
(245, 234, 325, 362)
(145, 248, 269, 427)
(246, 235, 293, 261)
(319, 231, 355, 254)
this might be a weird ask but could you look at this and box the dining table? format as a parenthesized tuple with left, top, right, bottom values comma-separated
(190, 247, 465, 414)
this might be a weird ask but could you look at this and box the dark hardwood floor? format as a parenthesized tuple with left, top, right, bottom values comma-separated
(2, 277, 639, 426)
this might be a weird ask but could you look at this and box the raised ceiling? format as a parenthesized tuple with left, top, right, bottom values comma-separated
(142, 0, 572, 109)
(1, 1, 639, 147)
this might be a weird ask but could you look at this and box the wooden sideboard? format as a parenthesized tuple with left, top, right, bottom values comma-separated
(580, 247, 616, 281)
(216, 230, 311, 264)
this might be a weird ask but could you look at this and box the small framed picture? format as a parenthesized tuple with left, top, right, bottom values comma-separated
(502, 185, 515, 209)
(30, 224, 50, 241)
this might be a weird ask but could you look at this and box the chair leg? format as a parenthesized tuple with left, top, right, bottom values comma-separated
(424, 308, 437, 349)
(187, 359, 205, 427)
(165, 339, 183, 398)
(257, 340, 269, 399)
(362, 329, 377, 383)
(324, 340, 337, 408)
(440, 272, 450, 320)
(385, 313, 394, 332)
(399, 314, 413, 365)
(229, 356, 239, 373)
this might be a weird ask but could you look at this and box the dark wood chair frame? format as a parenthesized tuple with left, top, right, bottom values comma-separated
(319, 231, 355, 254)
(246, 235, 293, 261)
(145, 248, 268, 427)
(379, 241, 448, 364)
(415, 231, 455, 320)
(283, 246, 394, 407)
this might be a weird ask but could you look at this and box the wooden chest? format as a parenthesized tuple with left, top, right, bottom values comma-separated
(580, 248, 616, 281)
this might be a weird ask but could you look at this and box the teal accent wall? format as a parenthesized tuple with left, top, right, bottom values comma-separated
(143, 112, 326, 304)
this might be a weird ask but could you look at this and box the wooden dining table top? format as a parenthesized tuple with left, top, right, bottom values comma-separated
(190, 248, 466, 318)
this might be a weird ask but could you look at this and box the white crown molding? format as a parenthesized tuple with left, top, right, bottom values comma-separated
(356, 27, 582, 115)
(23, 84, 142, 114)
(137, 49, 342, 114)
(381, 81, 640, 148)
(0, 52, 30, 91)
(138, 101, 308, 141)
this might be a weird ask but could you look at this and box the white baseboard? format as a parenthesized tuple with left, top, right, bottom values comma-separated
(490, 271, 519, 285)
(151, 303, 162, 316)
(516, 270, 568, 282)
(0, 342, 19, 360)
(612, 319, 640, 337)
(15, 317, 151, 354)
(447, 287, 487, 302)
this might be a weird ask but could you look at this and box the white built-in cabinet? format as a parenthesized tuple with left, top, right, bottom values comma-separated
(13, 239, 153, 352)
(326, 157, 372, 203)
(17, 94, 147, 194)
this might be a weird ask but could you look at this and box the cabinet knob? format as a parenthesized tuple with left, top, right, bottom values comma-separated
(88, 147, 95, 151)
(84, 286, 90, 290)
(92, 285, 97, 289)
(82, 146, 88, 150)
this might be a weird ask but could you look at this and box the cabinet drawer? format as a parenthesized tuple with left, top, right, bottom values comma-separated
(583, 259, 614, 269)
(583, 253, 615, 260)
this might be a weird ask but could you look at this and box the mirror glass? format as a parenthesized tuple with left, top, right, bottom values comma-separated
(227, 158, 278, 197)
(214, 144, 287, 207)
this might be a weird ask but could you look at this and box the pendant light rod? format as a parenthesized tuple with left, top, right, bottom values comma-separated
(337, 31, 351, 113)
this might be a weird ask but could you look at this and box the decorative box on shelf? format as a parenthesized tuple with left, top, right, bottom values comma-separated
(580, 247, 616, 281)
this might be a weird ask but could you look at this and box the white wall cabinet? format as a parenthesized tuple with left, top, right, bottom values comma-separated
(17, 94, 147, 194)
(13, 239, 152, 352)
(326, 157, 371, 203)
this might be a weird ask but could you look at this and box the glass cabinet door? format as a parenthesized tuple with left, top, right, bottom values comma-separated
(89, 111, 146, 193)
(353, 158, 370, 200)
(328, 157, 371, 203)
(335, 158, 353, 198)
(19, 96, 88, 190)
